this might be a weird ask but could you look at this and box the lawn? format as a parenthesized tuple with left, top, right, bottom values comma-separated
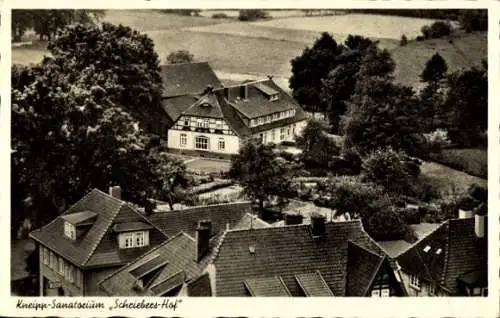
(429, 148, 487, 179)
(185, 158, 231, 173)
(420, 160, 487, 197)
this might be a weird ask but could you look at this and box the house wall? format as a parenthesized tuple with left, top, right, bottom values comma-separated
(399, 270, 449, 297)
(254, 119, 308, 145)
(38, 246, 83, 297)
(84, 267, 121, 296)
(168, 129, 240, 155)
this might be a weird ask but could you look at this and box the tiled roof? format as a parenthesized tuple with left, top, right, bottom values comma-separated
(295, 271, 334, 296)
(147, 202, 252, 238)
(29, 189, 167, 268)
(244, 276, 292, 296)
(160, 62, 223, 97)
(225, 80, 301, 119)
(183, 93, 225, 119)
(233, 213, 271, 230)
(162, 95, 198, 122)
(213, 220, 398, 296)
(186, 272, 212, 297)
(345, 241, 385, 296)
(397, 217, 488, 294)
(99, 232, 206, 296)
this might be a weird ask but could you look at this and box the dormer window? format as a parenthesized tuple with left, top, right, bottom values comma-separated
(113, 221, 153, 249)
(64, 222, 76, 240)
(269, 94, 279, 102)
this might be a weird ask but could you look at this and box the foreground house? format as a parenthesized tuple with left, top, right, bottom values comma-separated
(397, 205, 488, 296)
(29, 187, 167, 296)
(161, 62, 308, 159)
(28, 186, 259, 296)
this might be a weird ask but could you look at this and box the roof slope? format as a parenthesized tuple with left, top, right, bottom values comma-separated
(244, 276, 292, 296)
(30, 189, 164, 268)
(345, 241, 385, 296)
(162, 95, 198, 122)
(160, 62, 222, 97)
(147, 202, 252, 238)
(295, 271, 334, 296)
(397, 217, 488, 294)
(213, 220, 396, 296)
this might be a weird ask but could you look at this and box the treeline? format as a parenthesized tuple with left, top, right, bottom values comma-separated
(12, 10, 105, 42)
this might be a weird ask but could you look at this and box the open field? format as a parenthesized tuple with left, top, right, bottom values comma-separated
(185, 158, 231, 173)
(12, 11, 485, 90)
(429, 148, 487, 179)
(391, 31, 487, 87)
(252, 14, 440, 40)
(420, 160, 487, 196)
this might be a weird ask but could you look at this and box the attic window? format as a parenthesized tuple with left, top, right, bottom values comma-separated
(201, 102, 211, 108)
(64, 221, 76, 240)
(269, 94, 279, 102)
(249, 246, 255, 254)
(423, 245, 431, 253)
(436, 248, 442, 255)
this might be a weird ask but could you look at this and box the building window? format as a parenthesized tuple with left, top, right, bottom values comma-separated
(64, 221, 76, 240)
(250, 119, 256, 127)
(195, 136, 209, 150)
(266, 115, 271, 122)
(49, 251, 55, 269)
(75, 269, 82, 287)
(259, 117, 264, 124)
(218, 138, 225, 150)
(135, 232, 145, 247)
(287, 126, 291, 136)
(216, 120, 223, 129)
(273, 113, 278, 120)
(269, 94, 279, 102)
(472, 287, 481, 296)
(482, 288, 488, 296)
(410, 275, 421, 290)
(371, 290, 380, 297)
(180, 134, 187, 147)
(43, 247, 49, 265)
(380, 288, 390, 297)
(271, 129, 276, 140)
(292, 124, 296, 134)
(119, 231, 149, 249)
(276, 112, 281, 119)
(196, 118, 203, 128)
(280, 128, 285, 141)
(428, 284, 436, 296)
(58, 257, 65, 275)
(203, 119, 210, 128)
(263, 131, 267, 143)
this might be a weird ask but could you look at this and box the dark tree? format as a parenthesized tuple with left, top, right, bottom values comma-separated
(289, 32, 344, 115)
(166, 50, 195, 64)
(459, 10, 488, 32)
(296, 120, 340, 169)
(341, 76, 426, 157)
(400, 34, 408, 46)
(47, 23, 164, 122)
(229, 140, 295, 211)
(421, 53, 448, 83)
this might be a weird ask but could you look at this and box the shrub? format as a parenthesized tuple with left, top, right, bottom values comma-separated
(211, 13, 228, 19)
(416, 35, 425, 41)
(280, 140, 297, 147)
(238, 9, 269, 21)
(361, 148, 421, 196)
(421, 21, 453, 39)
(400, 34, 408, 46)
(397, 206, 421, 224)
(424, 129, 451, 151)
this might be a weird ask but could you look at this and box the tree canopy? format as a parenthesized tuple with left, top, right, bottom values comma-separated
(12, 9, 105, 42)
(11, 22, 185, 237)
(166, 50, 195, 64)
(421, 53, 448, 83)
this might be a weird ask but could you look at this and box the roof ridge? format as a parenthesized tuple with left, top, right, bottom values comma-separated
(208, 228, 229, 264)
(348, 239, 385, 259)
(440, 221, 452, 287)
(227, 219, 362, 233)
(82, 200, 125, 266)
(151, 201, 252, 215)
(97, 231, 188, 287)
(161, 61, 210, 67)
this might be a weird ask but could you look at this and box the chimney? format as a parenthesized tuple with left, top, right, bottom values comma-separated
(195, 220, 212, 261)
(266, 74, 274, 80)
(203, 85, 213, 95)
(240, 85, 248, 100)
(109, 186, 121, 200)
(284, 212, 303, 226)
(458, 208, 474, 219)
(474, 203, 486, 239)
(311, 214, 326, 237)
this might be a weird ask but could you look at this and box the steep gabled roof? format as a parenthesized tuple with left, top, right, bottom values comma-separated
(29, 189, 166, 268)
(345, 241, 385, 296)
(397, 217, 488, 294)
(147, 202, 252, 238)
(213, 220, 401, 296)
(162, 95, 198, 122)
(160, 62, 222, 98)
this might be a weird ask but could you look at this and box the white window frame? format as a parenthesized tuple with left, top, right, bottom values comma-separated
(410, 274, 421, 290)
(180, 134, 187, 147)
(135, 231, 145, 247)
(49, 251, 55, 269)
(428, 284, 436, 296)
(280, 128, 285, 141)
(218, 138, 225, 150)
(203, 119, 210, 128)
(42, 246, 49, 265)
(371, 290, 380, 297)
(273, 113, 278, 120)
(195, 136, 209, 150)
(472, 287, 481, 296)
(380, 288, 390, 297)
(64, 221, 76, 240)
(271, 129, 276, 140)
(216, 120, 223, 129)
(119, 231, 149, 249)
(196, 118, 203, 128)
(58, 257, 65, 275)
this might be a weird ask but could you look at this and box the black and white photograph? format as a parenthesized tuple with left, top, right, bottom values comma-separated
(9, 6, 490, 303)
